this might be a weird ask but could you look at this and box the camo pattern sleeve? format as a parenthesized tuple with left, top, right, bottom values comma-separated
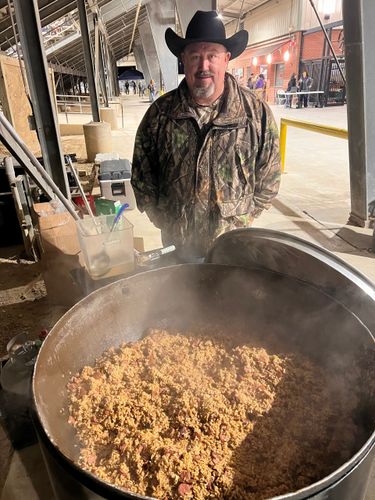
(131, 105, 166, 229)
(251, 100, 281, 218)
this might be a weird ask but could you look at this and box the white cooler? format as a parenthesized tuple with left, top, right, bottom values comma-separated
(98, 159, 136, 209)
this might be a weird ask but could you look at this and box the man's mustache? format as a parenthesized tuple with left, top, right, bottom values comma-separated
(195, 71, 213, 77)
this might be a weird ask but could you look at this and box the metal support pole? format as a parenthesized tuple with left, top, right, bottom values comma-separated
(77, 0, 100, 122)
(342, 0, 374, 227)
(99, 33, 109, 107)
(102, 35, 115, 98)
(308, 0, 346, 85)
(94, 15, 100, 99)
(12, 0, 69, 197)
(128, 0, 142, 56)
(100, 35, 112, 99)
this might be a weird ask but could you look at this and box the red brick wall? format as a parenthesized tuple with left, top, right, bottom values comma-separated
(228, 29, 343, 103)
(228, 32, 302, 104)
(331, 29, 344, 56)
(302, 29, 344, 61)
(302, 32, 323, 60)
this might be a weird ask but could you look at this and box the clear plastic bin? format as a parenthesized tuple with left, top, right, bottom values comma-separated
(77, 215, 134, 279)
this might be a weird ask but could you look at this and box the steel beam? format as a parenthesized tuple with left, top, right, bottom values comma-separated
(176, 0, 215, 34)
(77, 0, 100, 122)
(46, 32, 81, 56)
(12, 0, 69, 197)
(138, 21, 161, 87)
(343, 0, 375, 226)
(133, 39, 151, 84)
(101, 35, 113, 98)
(49, 62, 86, 78)
(145, 0, 177, 91)
(362, 0, 375, 225)
(99, 32, 109, 106)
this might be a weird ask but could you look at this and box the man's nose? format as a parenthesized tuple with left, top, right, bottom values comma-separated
(198, 56, 210, 71)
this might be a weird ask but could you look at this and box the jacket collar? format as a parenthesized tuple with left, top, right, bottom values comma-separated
(170, 73, 247, 126)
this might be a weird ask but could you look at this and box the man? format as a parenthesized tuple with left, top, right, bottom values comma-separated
(132, 10, 280, 259)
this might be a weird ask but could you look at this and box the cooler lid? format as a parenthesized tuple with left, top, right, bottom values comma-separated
(99, 159, 131, 181)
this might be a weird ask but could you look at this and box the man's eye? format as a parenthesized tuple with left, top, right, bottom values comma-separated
(208, 54, 218, 61)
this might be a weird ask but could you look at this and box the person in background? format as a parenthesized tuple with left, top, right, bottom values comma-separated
(124, 80, 129, 95)
(254, 74, 266, 100)
(132, 11, 280, 260)
(148, 79, 156, 102)
(297, 71, 313, 108)
(255, 73, 265, 90)
(247, 73, 255, 89)
(138, 81, 145, 96)
(285, 72, 297, 108)
(131, 80, 137, 94)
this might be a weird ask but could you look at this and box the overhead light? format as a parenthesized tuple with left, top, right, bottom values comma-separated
(284, 50, 290, 62)
(266, 53, 272, 64)
(318, 0, 335, 16)
(252, 56, 258, 66)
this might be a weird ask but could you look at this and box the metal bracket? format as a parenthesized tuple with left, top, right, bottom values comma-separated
(4, 157, 39, 260)
(0, 117, 54, 199)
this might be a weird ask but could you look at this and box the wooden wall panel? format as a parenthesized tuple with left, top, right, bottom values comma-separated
(0, 55, 41, 155)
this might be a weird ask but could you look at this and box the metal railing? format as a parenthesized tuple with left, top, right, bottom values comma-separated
(56, 94, 100, 114)
(55, 94, 124, 128)
(280, 118, 348, 173)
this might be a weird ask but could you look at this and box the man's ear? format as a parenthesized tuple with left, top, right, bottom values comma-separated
(226, 52, 231, 65)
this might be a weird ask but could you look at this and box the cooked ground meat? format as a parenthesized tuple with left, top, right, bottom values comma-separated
(67, 329, 361, 499)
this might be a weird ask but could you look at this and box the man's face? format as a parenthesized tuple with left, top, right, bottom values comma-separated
(181, 42, 230, 104)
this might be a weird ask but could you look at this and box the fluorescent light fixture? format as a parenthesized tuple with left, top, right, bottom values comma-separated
(318, 0, 336, 16)
(284, 50, 290, 62)
(266, 53, 272, 64)
(252, 56, 258, 66)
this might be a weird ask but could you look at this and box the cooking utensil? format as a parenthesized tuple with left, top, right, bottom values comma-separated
(134, 244, 176, 266)
(89, 203, 129, 277)
(67, 156, 98, 233)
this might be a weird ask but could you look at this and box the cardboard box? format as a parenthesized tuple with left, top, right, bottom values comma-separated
(33, 203, 83, 306)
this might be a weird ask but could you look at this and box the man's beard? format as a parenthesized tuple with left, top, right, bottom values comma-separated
(192, 83, 215, 99)
(191, 71, 215, 99)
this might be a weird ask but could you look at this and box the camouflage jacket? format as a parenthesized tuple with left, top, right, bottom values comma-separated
(131, 73, 280, 256)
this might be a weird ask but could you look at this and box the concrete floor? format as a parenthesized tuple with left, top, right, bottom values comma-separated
(1, 94, 374, 499)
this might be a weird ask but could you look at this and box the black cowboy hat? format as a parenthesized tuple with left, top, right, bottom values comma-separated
(165, 10, 248, 60)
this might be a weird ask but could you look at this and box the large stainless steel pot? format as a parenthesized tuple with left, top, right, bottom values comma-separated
(33, 229, 375, 500)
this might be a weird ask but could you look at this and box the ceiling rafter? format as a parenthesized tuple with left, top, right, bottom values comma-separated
(0, 0, 269, 75)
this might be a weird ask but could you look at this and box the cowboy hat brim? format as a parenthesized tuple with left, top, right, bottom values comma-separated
(165, 28, 248, 60)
